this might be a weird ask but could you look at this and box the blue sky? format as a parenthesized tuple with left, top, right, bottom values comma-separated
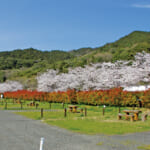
(0, 0, 150, 51)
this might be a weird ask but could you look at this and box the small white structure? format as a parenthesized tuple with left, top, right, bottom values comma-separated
(123, 85, 150, 92)
(39, 137, 44, 150)
(0, 93, 3, 99)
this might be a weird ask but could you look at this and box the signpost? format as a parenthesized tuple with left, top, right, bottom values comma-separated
(103, 105, 106, 116)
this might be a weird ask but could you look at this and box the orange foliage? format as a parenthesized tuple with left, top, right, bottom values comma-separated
(3, 88, 150, 106)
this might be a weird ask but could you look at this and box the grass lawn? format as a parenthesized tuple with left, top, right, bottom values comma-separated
(0, 99, 65, 110)
(13, 102, 150, 135)
(138, 145, 150, 150)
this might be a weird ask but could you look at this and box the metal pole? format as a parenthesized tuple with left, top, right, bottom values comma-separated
(41, 108, 43, 118)
(103, 105, 106, 116)
(119, 106, 120, 113)
(21, 102, 23, 109)
(81, 108, 83, 116)
(36, 103, 38, 109)
(85, 108, 87, 116)
(49, 102, 51, 109)
(5, 102, 7, 110)
(64, 108, 67, 117)
(39, 137, 44, 150)
(103, 107, 105, 116)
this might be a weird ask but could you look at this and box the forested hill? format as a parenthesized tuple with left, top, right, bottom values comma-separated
(0, 31, 150, 70)
(0, 30, 150, 89)
(80, 31, 150, 63)
(0, 48, 74, 70)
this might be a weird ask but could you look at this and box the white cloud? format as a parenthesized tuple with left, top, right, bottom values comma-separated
(132, 4, 150, 8)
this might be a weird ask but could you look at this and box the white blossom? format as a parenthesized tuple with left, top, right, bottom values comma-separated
(0, 81, 23, 93)
(37, 52, 150, 92)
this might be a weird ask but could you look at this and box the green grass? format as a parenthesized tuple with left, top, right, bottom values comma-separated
(45, 118, 150, 135)
(0, 99, 65, 110)
(13, 102, 150, 135)
(96, 142, 103, 146)
(138, 145, 150, 150)
(2, 99, 150, 135)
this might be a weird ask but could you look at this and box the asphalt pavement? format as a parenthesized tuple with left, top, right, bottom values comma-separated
(0, 110, 150, 150)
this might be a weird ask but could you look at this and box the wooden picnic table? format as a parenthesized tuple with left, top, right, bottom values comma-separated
(27, 101, 35, 106)
(68, 105, 78, 113)
(123, 110, 142, 121)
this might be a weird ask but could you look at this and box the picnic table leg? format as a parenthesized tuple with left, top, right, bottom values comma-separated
(73, 107, 76, 113)
(69, 107, 72, 112)
(134, 113, 138, 121)
(74, 107, 77, 113)
(81, 108, 83, 116)
(130, 115, 134, 122)
(73, 107, 75, 113)
(125, 112, 129, 120)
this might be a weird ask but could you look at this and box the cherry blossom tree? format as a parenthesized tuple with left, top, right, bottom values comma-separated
(37, 52, 150, 92)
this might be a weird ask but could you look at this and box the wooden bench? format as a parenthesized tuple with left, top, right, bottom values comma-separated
(118, 113, 125, 120)
(125, 114, 134, 122)
(75, 108, 83, 113)
(142, 113, 148, 122)
(80, 108, 83, 113)
(118, 113, 134, 121)
(27, 101, 35, 107)
(68, 105, 78, 113)
(141, 111, 150, 122)
(123, 109, 142, 121)
(14, 99, 21, 104)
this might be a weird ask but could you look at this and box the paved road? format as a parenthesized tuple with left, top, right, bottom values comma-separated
(0, 110, 150, 150)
